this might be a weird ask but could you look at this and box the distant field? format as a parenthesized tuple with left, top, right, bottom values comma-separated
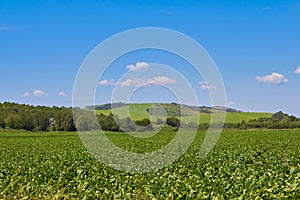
(1, 129, 299, 198)
(95, 103, 152, 119)
(94, 103, 273, 123)
(182, 112, 273, 123)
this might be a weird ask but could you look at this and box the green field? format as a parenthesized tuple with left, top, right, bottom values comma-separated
(183, 112, 273, 123)
(1, 129, 300, 199)
(94, 103, 273, 123)
(95, 103, 155, 120)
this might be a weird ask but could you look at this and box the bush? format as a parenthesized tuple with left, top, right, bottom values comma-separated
(166, 117, 180, 127)
(135, 118, 151, 127)
(0, 117, 6, 128)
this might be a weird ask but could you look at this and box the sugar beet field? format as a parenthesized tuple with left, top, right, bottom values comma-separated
(0, 129, 300, 199)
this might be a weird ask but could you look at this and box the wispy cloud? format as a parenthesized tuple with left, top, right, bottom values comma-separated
(33, 90, 48, 97)
(199, 81, 216, 89)
(58, 92, 67, 97)
(117, 76, 176, 87)
(256, 72, 288, 84)
(146, 76, 176, 85)
(126, 62, 149, 71)
(294, 66, 300, 74)
(120, 78, 142, 87)
(99, 79, 115, 86)
(22, 92, 30, 97)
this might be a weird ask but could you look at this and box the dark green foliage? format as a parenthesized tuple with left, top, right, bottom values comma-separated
(166, 117, 180, 127)
(135, 118, 151, 127)
(34, 111, 50, 131)
(5, 113, 35, 131)
(97, 115, 155, 132)
(224, 122, 241, 129)
(73, 109, 100, 131)
(0, 102, 76, 132)
(75, 116, 98, 131)
(289, 115, 298, 122)
(86, 102, 128, 110)
(189, 105, 241, 113)
(54, 109, 76, 131)
(0, 116, 5, 128)
(1, 102, 299, 132)
(0, 102, 156, 132)
(198, 123, 209, 129)
(272, 111, 289, 121)
(223, 111, 300, 130)
(97, 113, 120, 132)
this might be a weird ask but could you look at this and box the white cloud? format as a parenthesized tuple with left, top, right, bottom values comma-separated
(126, 62, 149, 71)
(146, 76, 176, 85)
(256, 72, 288, 84)
(118, 76, 176, 87)
(58, 92, 67, 97)
(200, 85, 217, 89)
(33, 90, 48, 97)
(294, 66, 300, 74)
(22, 92, 30, 97)
(126, 64, 135, 71)
(199, 81, 216, 89)
(99, 79, 115, 86)
(120, 78, 142, 87)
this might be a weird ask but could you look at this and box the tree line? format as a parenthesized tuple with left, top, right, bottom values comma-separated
(226, 111, 300, 130)
(1, 102, 299, 132)
(0, 102, 182, 132)
(0, 102, 76, 131)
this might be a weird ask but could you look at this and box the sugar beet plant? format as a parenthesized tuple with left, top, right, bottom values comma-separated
(0, 129, 300, 199)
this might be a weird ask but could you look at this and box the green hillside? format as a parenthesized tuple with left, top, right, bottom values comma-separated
(95, 103, 153, 120)
(93, 103, 273, 123)
(182, 112, 273, 123)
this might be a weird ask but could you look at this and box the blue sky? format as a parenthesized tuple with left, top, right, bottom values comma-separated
(0, 0, 300, 116)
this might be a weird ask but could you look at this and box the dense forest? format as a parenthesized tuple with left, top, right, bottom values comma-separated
(0, 102, 300, 132)
(0, 102, 76, 131)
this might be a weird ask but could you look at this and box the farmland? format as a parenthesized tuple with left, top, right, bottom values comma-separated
(93, 103, 273, 123)
(1, 129, 300, 199)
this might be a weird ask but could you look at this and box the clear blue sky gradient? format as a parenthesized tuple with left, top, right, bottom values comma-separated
(1, 0, 300, 116)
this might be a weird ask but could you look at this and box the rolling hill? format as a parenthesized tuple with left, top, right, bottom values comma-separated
(87, 103, 273, 123)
